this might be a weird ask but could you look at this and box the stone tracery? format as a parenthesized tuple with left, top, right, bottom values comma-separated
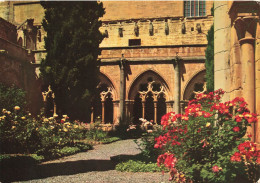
(138, 81, 167, 124)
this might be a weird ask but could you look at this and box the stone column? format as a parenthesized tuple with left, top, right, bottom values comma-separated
(119, 56, 126, 125)
(255, 21, 260, 146)
(235, 17, 257, 141)
(174, 57, 180, 116)
(154, 101, 158, 124)
(125, 100, 130, 125)
(101, 101, 105, 124)
(142, 102, 145, 119)
(214, 1, 231, 101)
(180, 101, 185, 114)
(129, 100, 134, 118)
(113, 101, 119, 125)
(166, 102, 170, 113)
(90, 107, 94, 123)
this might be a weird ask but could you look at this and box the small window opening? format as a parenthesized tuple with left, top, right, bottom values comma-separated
(129, 39, 141, 46)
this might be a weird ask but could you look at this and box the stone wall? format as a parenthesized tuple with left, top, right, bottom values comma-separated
(100, 17, 213, 48)
(101, 1, 213, 21)
(0, 17, 42, 114)
(0, 17, 17, 44)
(214, 1, 231, 101)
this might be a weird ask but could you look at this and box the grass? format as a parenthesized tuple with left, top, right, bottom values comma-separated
(114, 153, 168, 173)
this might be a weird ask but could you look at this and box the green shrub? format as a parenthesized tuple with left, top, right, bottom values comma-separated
(0, 84, 26, 111)
(85, 128, 107, 141)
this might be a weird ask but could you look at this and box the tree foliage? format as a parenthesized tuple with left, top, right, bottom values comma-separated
(40, 2, 105, 120)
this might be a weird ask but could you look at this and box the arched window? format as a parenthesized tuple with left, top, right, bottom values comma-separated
(184, 0, 206, 17)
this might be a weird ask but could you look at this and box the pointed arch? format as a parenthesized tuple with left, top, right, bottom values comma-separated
(99, 72, 118, 100)
(128, 69, 170, 101)
(182, 69, 206, 100)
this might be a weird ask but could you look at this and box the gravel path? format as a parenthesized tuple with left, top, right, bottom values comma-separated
(13, 139, 170, 183)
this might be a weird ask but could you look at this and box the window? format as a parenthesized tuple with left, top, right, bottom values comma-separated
(129, 39, 141, 46)
(184, 0, 206, 17)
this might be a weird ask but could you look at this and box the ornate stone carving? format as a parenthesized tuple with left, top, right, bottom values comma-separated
(165, 22, 169, 35)
(234, 16, 257, 41)
(196, 23, 202, 33)
(149, 21, 154, 36)
(138, 81, 166, 102)
(104, 30, 109, 38)
(100, 87, 113, 101)
(193, 82, 207, 95)
(182, 23, 186, 34)
(134, 22, 139, 37)
(119, 27, 123, 37)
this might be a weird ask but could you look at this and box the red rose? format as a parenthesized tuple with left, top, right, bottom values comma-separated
(233, 126, 240, 132)
(212, 165, 220, 173)
(154, 144, 159, 149)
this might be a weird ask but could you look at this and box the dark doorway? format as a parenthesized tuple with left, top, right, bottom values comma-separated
(93, 95, 102, 121)
(157, 93, 166, 124)
(133, 93, 142, 124)
(145, 92, 154, 122)
(105, 93, 113, 123)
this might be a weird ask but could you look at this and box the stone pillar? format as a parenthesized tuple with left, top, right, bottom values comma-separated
(129, 100, 134, 118)
(142, 101, 145, 119)
(113, 101, 119, 124)
(235, 17, 257, 141)
(214, 1, 231, 102)
(166, 102, 171, 113)
(53, 102, 57, 117)
(119, 56, 126, 125)
(125, 100, 130, 125)
(174, 57, 180, 116)
(90, 107, 94, 123)
(240, 37, 255, 110)
(180, 101, 185, 114)
(101, 101, 105, 124)
(255, 21, 260, 146)
(154, 101, 158, 124)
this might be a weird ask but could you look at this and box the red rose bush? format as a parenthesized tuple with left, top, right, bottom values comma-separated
(155, 89, 259, 182)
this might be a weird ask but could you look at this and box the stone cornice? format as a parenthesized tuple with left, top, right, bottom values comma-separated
(101, 16, 212, 25)
(100, 44, 207, 50)
(99, 56, 205, 65)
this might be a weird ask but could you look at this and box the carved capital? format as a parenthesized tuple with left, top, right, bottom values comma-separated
(234, 16, 258, 41)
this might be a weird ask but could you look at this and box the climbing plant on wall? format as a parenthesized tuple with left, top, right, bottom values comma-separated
(205, 7, 214, 92)
(40, 2, 105, 120)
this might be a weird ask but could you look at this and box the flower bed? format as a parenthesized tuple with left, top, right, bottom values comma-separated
(154, 89, 259, 182)
(0, 106, 92, 159)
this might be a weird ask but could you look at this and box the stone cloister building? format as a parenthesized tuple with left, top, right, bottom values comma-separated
(97, 1, 213, 124)
(0, 1, 214, 124)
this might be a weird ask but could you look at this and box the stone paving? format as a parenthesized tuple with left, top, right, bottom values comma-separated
(13, 139, 170, 183)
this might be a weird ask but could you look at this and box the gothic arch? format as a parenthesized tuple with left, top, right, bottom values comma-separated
(99, 72, 118, 100)
(128, 69, 170, 101)
(128, 70, 169, 124)
(182, 69, 206, 100)
(92, 72, 118, 124)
